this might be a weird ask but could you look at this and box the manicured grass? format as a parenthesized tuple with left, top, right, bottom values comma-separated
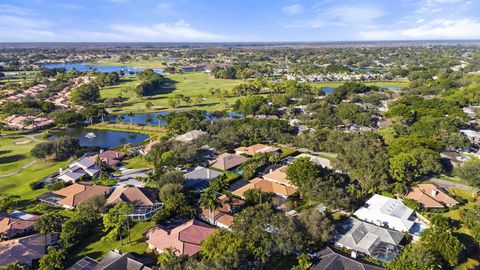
(100, 73, 243, 113)
(123, 156, 153, 169)
(310, 79, 409, 89)
(69, 220, 156, 265)
(279, 147, 298, 158)
(87, 124, 166, 137)
(439, 174, 471, 186)
(0, 136, 38, 175)
(442, 187, 480, 269)
(94, 59, 165, 69)
(0, 159, 69, 201)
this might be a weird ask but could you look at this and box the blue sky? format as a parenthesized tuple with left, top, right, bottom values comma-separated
(1, 0, 480, 42)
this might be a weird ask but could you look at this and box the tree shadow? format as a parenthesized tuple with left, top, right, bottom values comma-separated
(0, 154, 26, 164)
(0, 150, 12, 155)
(454, 231, 480, 264)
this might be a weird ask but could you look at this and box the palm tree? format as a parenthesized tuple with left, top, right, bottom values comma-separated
(116, 115, 123, 124)
(155, 114, 164, 127)
(199, 189, 221, 225)
(145, 115, 153, 126)
(128, 112, 134, 125)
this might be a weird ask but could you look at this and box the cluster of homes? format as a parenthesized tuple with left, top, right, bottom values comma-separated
(285, 73, 385, 83)
(0, 84, 47, 105)
(2, 114, 53, 131)
(0, 125, 464, 269)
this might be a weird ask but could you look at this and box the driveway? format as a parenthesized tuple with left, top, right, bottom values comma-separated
(430, 178, 473, 191)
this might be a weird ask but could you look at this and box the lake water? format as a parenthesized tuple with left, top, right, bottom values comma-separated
(49, 128, 149, 148)
(43, 62, 163, 74)
(108, 112, 244, 126)
(322, 87, 334, 94)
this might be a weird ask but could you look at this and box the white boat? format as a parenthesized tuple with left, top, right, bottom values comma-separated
(85, 132, 96, 138)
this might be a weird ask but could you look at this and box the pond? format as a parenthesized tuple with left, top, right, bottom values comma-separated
(108, 112, 244, 126)
(322, 87, 334, 94)
(49, 128, 149, 148)
(43, 62, 164, 74)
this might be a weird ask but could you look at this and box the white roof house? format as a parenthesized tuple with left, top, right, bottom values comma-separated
(175, 130, 207, 143)
(354, 194, 415, 232)
(294, 153, 332, 169)
(57, 157, 100, 182)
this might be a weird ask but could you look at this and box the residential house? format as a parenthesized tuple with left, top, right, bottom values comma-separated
(184, 166, 223, 192)
(232, 178, 297, 199)
(354, 194, 418, 233)
(68, 250, 152, 270)
(460, 129, 480, 144)
(0, 233, 58, 268)
(90, 150, 125, 167)
(209, 153, 248, 171)
(38, 183, 111, 209)
(106, 187, 163, 220)
(310, 247, 385, 270)
(57, 157, 101, 183)
(263, 166, 294, 187)
(335, 218, 404, 263)
(146, 219, 214, 256)
(234, 144, 280, 156)
(198, 194, 245, 229)
(294, 153, 332, 169)
(175, 130, 207, 143)
(406, 184, 459, 209)
(3, 114, 53, 130)
(0, 211, 39, 240)
(140, 140, 160, 155)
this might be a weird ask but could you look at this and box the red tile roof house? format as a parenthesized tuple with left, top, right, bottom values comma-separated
(89, 150, 126, 167)
(38, 183, 111, 209)
(106, 187, 163, 220)
(198, 194, 246, 229)
(0, 211, 39, 240)
(146, 219, 214, 256)
(0, 233, 57, 268)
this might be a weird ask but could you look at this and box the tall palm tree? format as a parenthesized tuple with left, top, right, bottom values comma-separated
(145, 115, 153, 126)
(155, 114, 164, 127)
(128, 112, 134, 125)
(199, 189, 221, 225)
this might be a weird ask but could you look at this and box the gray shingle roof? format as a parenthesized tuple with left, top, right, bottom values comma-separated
(311, 247, 385, 270)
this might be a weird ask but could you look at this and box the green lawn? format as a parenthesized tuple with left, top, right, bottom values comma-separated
(94, 59, 166, 69)
(0, 136, 38, 175)
(68, 220, 156, 265)
(0, 133, 68, 202)
(442, 187, 480, 270)
(100, 73, 243, 113)
(123, 156, 153, 169)
(0, 159, 69, 201)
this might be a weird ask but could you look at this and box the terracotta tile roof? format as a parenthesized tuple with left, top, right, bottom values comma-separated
(90, 150, 125, 167)
(234, 144, 280, 156)
(106, 187, 157, 206)
(143, 140, 160, 155)
(53, 183, 110, 208)
(146, 219, 214, 256)
(0, 233, 46, 267)
(406, 184, 459, 209)
(0, 213, 36, 238)
(263, 166, 293, 186)
(232, 178, 297, 198)
(200, 208, 234, 227)
(209, 153, 248, 170)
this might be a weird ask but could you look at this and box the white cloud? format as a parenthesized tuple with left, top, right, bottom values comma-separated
(0, 4, 34, 16)
(282, 4, 304, 15)
(359, 18, 480, 40)
(109, 20, 227, 41)
(287, 5, 385, 29)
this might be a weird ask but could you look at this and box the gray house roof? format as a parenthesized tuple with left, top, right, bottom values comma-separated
(68, 251, 152, 270)
(184, 166, 223, 191)
(311, 247, 385, 270)
(335, 217, 404, 256)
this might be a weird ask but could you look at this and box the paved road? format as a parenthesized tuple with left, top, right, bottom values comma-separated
(0, 159, 38, 178)
(431, 178, 473, 191)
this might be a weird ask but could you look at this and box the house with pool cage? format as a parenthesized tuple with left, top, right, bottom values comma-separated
(106, 187, 163, 220)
